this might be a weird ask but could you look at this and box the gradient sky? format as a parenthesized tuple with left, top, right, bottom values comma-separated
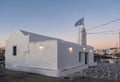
(0, 0, 120, 49)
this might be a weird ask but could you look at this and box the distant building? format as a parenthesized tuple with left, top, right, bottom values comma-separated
(94, 49, 106, 56)
(95, 48, 120, 59)
(0, 47, 5, 61)
(5, 29, 96, 77)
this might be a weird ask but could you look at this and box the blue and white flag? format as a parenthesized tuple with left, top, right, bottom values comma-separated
(74, 18, 84, 27)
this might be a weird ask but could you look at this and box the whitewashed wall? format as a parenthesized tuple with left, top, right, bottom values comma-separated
(5, 30, 29, 69)
(24, 40, 58, 70)
(5, 30, 58, 71)
(84, 46, 96, 66)
(58, 41, 86, 70)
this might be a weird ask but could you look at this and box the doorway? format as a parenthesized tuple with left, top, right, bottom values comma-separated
(85, 52, 88, 64)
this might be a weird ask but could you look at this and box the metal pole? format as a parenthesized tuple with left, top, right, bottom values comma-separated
(83, 17, 85, 28)
(119, 32, 120, 49)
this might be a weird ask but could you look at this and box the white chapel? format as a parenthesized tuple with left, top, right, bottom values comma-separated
(5, 27, 96, 77)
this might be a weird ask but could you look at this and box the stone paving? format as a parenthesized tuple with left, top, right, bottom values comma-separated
(65, 63, 120, 81)
(83, 63, 120, 81)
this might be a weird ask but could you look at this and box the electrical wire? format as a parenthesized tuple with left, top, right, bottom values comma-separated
(87, 18, 120, 30)
(88, 30, 120, 34)
(87, 32, 117, 35)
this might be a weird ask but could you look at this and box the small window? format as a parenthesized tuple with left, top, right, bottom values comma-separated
(13, 46, 17, 56)
(79, 52, 82, 62)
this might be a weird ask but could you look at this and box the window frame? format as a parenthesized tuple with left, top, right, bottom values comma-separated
(13, 46, 17, 56)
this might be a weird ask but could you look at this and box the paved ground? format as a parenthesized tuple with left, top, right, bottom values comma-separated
(0, 63, 119, 82)
(83, 63, 120, 81)
(67, 63, 120, 81)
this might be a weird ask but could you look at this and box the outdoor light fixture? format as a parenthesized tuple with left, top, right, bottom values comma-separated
(90, 50, 93, 52)
(39, 45, 43, 49)
(68, 47, 73, 53)
(82, 48, 86, 51)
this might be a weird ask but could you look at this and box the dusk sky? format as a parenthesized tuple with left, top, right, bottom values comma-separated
(0, 0, 120, 49)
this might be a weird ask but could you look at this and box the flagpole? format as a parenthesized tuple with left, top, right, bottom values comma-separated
(75, 17, 85, 44)
(83, 23, 84, 28)
(119, 32, 120, 49)
(82, 17, 86, 46)
(77, 27, 80, 43)
(83, 17, 85, 28)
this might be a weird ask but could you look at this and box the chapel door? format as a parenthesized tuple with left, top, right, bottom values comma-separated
(85, 52, 88, 65)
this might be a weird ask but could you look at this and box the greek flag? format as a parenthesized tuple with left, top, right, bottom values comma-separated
(74, 18, 84, 27)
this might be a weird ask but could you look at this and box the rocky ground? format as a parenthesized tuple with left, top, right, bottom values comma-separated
(67, 63, 120, 81)
(84, 63, 120, 81)
(0, 63, 119, 82)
